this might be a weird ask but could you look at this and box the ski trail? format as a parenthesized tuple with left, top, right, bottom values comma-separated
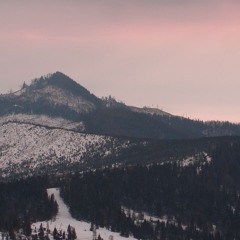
(47, 188, 72, 220)
(32, 188, 136, 240)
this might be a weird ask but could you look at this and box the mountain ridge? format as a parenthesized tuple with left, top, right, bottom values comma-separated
(1, 72, 240, 140)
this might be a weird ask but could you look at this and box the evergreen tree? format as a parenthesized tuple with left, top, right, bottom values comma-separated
(53, 227, 58, 240)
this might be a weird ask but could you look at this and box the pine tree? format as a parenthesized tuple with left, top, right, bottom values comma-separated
(39, 223, 44, 239)
(72, 228, 77, 240)
(9, 227, 16, 240)
(25, 221, 32, 236)
(53, 227, 58, 240)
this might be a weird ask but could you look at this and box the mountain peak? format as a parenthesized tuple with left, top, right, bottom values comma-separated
(1, 72, 100, 116)
(30, 71, 101, 104)
(31, 72, 83, 92)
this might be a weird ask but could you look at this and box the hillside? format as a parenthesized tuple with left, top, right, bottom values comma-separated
(0, 114, 136, 180)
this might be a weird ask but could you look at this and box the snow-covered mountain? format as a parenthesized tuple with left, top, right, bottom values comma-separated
(6, 72, 100, 114)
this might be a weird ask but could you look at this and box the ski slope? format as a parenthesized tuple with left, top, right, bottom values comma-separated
(32, 188, 137, 240)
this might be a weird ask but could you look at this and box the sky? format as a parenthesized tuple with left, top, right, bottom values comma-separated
(1, 0, 240, 122)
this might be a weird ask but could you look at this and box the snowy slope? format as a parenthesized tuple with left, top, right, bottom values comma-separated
(32, 188, 137, 240)
(0, 121, 131, 180)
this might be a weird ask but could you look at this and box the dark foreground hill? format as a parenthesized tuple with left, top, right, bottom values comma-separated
(60, 138, 240, 239)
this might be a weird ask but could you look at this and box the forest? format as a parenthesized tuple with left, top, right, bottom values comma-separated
(60, 140, 240, 240)
(0, 177, 58, 239)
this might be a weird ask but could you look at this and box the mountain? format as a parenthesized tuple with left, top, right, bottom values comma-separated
(1, 72, 240, 140)
(2, 72, 240, 239)
(0, 72, 101, 118)
(28, 72, 101, 111)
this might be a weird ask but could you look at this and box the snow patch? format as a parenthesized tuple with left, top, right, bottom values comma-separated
(179, 152, 212, 168)
(122, 207, 187, 230)
(159, 152, 212, 171)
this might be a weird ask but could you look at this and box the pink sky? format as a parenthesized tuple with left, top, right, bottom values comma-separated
(1, 0, 240, 122)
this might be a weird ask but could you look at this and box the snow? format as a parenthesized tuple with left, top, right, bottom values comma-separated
(122, 207, 187, 231)
(158, 152, 212, 174)
(0, 121, 132, 179)
(48, 188, 72, 220)
(179, 152, 212, 168)
(122, 206, 168, 224)
(32, 188, 137, 240)
(180, 156, 196, 167)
